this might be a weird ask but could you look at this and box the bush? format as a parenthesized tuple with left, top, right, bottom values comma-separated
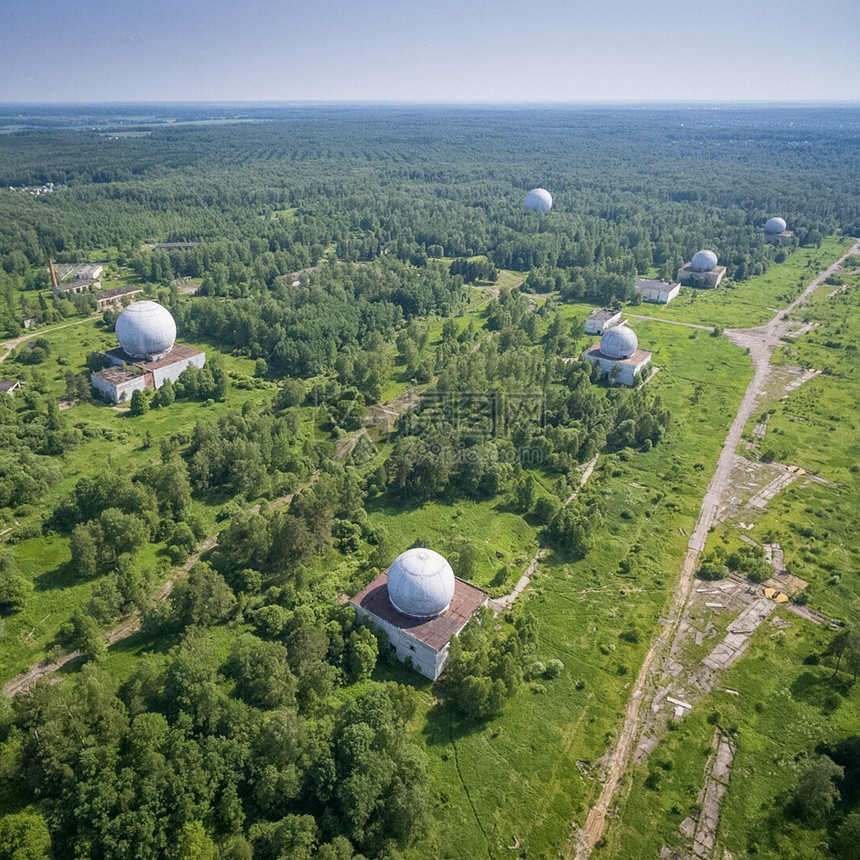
(526, 660, 546, 680)
(544, 658, 564, 679)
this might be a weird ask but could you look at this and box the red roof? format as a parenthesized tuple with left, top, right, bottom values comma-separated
(104, 343, 202, 371)
(350, 570, 488, 651)
(583, 343, 652, 366)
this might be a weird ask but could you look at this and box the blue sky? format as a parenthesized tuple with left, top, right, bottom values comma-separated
(1, 0, 857, 102)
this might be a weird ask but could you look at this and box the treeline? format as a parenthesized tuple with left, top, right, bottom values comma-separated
(0, 389, 72, 528)
(0, 648, 429, 858)
(385, 289, 670, 511)
(3, 106, 860, 334)
(176, 257, 466, 378)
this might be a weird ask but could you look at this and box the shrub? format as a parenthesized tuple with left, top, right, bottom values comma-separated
(544, 658, 564, 679)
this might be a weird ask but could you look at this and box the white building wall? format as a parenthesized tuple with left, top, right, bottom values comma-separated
(91, 373, 148, 403)
(353, 605, 448, 680)
(585, 312, 622, 335)
(641, 283, 680, 304)
(151, 353, 205, 388)
(586, 353, 651, 386)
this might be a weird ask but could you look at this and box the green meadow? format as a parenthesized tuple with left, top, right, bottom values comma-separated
(603, 250, 860, 859)
(619, 237, 852, 329)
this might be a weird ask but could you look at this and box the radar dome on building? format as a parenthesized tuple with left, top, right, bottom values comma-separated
(387, 548, 455, 619)
(691, 250, 718, 273)
(765, 217, 787, 235)
(116, 301, 177, 360)
(524, 188, 553, 212)
(600, 324, 638, 359)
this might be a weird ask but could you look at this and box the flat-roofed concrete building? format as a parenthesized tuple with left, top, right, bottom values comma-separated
(74, 263, 104, 280)
(350, 548, 488, 680)
(95, 286, 143, 309)
(90, 301, 205, 403)
(677, 250, 726, 289)
(585, 308, 623, 335)
(634, 277, 680, 304)
(582, 324, 652, 386)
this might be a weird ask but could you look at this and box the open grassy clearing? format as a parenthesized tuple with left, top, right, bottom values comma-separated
(603, 248, 860, 859)
(373, 318, 753, 858)
(605, 609, 860, 859)
(612, 237, 852, 329)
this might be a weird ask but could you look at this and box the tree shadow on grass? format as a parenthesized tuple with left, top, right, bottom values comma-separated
(365, 490, 427, 518)
(107, 626, 175, 660)
(423, 695, 490, 747)
(790, 670, 852, 713)
(33, 559, 80, 593)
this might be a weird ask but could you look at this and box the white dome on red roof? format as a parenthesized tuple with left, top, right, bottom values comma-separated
(600, 324, 638, 359)
(116, 301, 176, 360)
(387, 548, 455, 619)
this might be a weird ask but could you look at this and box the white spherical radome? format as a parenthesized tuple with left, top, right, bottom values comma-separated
(116, 301, 177, 360)
(387, 548, 455, 619)
(524, 188, 553, 212)
(765, 217, 787, 235)
(691, 249, 718, 273)
(600, 324, 638, 360)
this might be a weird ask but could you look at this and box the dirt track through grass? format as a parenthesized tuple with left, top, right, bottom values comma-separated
(569, 239, 860, 859)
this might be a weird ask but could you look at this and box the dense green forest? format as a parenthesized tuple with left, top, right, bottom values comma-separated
(3, 105, 860, 338)
(0, 105, 859, 859)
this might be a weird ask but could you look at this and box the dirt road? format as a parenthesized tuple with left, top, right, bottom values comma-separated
(0, 314, 101, 364)
(570, 239, 860, 859)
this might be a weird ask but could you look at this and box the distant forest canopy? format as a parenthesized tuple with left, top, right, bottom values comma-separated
(1, 106, 859, 332)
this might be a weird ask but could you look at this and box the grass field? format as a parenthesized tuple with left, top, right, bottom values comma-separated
(602, 247, 860, 859)
(381, 316, 753, 858)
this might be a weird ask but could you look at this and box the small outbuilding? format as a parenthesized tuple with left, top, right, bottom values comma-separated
(74, 263, 104, 280)
(0, 380, 22, 397)
(585, 308, 623, 335)
(677, 250, 726, 289)
(582, 324, 651, 386)
(95, 286, 143, 309)
(350, 548, 488, 680)
(634, 277, 680, 305)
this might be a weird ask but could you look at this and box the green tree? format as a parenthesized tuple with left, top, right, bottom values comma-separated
(790, 756, 843, 827)
(129, 388, 150, 415)
(0, 550, 31, 612)
(172, 821, 217, 860)
(346, 627, 378, 683)
(153, 378, 175, 408)
(834, 812, 860, 860)
(827, 624, 860, 682)
(0, 811, 51, 860)
(225, 635, 296, 710)
(70, 522, 100, 578)
(62, 608, 105, 662)
(169, 563, 235, 628)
